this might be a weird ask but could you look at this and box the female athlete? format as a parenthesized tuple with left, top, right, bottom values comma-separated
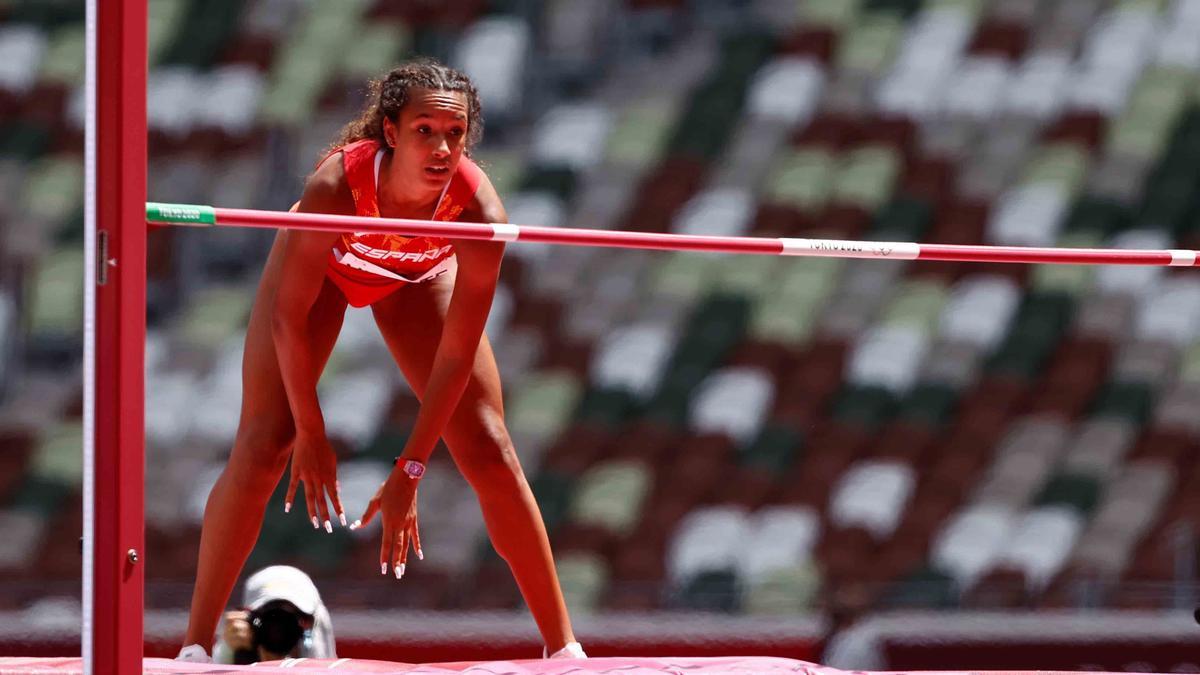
(178, 59, 584, 662)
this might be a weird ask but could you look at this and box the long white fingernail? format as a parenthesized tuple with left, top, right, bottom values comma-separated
(339, 513, 347, 527)
(324, 520, 332, 533)
(393, 564, 402, 579)
(381, 562, 387, 575)
(417, 549, 424, 561)
(284, 502, 291, 513)
(311, 517, 319, 529)
(350, 520, 361, 530)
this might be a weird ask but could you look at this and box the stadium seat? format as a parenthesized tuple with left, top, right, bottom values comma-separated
(145, 369, 202, 448)
(918, 340, 981, 390)
(673, 188, 755, 238)
(22, 156, 82, 228)
(568, 459, 652, 537)
(938, 275, 1021, 350)
(340, 21, 410, 82)
(881, 279, 948, 333)
(175, 284, 254, 349)
(37, 24, 83, 87)
(0, 24, 46, 94)
(837, 12, 905, 75)
(943, 56, 1011, 119)
(745, 57, 824, 125)
(766, 148, 835, 211)
(975, 416, 1070, 507)
(1034, 473, 1102, 516)
(532, 103, 613, 171)
(605, 99, 680, 171)
(556, 551, 608, 614)
(829, 460, 915, 540)
(1156, 1, 1200, 69)
(1061, 418, 1136, 478)
(932, 504, 1017, 589)
(988, 184, 1070, 246)
(993, 506, 1085, 592)
(743, 562, 821, 614)
(870, 195, 933, 241)
(738, 425, 801, 473)
(406, 462, 487, 575)
(0, 511, 45, 571)
(832, 145, 901, 210)
(1136, 277, 1200, 346)
(28, 247, 84, 348)
(187, 334, 248, 446)
(667, 505, 750, 585)
(147, 0, 189, 65)
(507, 370, 583, 441)
(847, 325, 930, 394)
(320, 371, 396, 448)
(689, 367, 774, 443)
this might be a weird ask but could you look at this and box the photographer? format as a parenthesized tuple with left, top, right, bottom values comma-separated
(211, 565, 336, 664)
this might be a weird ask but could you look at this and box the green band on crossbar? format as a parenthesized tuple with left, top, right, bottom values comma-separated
(145, 202, 216, 225)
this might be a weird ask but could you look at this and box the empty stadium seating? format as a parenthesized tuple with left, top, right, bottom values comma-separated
(1, 0, 1199, 621)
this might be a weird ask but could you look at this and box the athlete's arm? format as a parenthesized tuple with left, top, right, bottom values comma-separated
(398, 173, 507, 466)
(353, 172, 505, 573)
(271, 156, 347, 436)
(272, 155, 351, 524)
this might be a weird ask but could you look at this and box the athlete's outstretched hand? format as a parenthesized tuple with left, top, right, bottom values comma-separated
(352, 472, 423, 579)
(285, 432, 345, 531)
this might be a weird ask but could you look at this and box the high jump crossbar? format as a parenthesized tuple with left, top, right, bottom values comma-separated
(147, 203, 1200, 267)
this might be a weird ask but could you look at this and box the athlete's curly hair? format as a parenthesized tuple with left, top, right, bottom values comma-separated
(334, 58, 483, 150)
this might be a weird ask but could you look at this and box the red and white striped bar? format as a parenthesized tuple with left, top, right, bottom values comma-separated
(146, 203, 1200, 267)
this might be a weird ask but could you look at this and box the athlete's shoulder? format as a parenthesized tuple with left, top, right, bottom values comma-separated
(314, 138, 379, 173)
(456, 155, 485, 187)
(308, 150, 347, 193)
(339, 138, 381, 166)
(458, 156, 506, 224)
(302, 150, 354, 214)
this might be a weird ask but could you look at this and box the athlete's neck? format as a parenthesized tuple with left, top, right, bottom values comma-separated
(376, 151, 442, 217)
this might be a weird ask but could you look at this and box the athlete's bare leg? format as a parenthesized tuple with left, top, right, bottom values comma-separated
(183, 231, 347, 650)
(370, 266, 576, 653)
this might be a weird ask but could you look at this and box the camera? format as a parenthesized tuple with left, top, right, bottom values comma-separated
(248, 600, 311, 658)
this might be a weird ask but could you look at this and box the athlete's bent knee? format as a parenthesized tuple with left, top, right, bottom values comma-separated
(226, 422, 295, 493)
(457, 410, 523, 490)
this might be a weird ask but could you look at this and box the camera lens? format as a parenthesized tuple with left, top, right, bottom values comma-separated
(251, 606, 304, 656)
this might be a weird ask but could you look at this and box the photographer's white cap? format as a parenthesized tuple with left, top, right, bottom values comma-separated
(243, 565, 321, 617)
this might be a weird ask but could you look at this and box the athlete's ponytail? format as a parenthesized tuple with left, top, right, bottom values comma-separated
(334, 58, 483, 151)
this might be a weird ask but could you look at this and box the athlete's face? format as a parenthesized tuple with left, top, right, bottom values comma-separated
(384, 88, 470, 194)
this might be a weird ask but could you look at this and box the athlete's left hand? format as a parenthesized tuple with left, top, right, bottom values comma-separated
(352, 472, 423, 579)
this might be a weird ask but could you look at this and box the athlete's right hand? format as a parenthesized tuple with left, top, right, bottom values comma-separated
(285, 432, 346, 531)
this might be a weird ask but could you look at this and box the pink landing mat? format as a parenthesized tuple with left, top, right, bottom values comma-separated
(0, 657, 1168, 675)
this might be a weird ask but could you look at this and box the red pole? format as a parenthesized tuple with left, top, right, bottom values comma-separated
(91, 0, 146, 670)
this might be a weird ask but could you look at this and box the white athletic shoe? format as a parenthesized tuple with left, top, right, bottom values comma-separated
(544, 641, 587, 659)
(175, 644, 212, 663)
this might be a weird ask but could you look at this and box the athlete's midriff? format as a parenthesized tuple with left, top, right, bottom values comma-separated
(322, 138, 483, 307)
